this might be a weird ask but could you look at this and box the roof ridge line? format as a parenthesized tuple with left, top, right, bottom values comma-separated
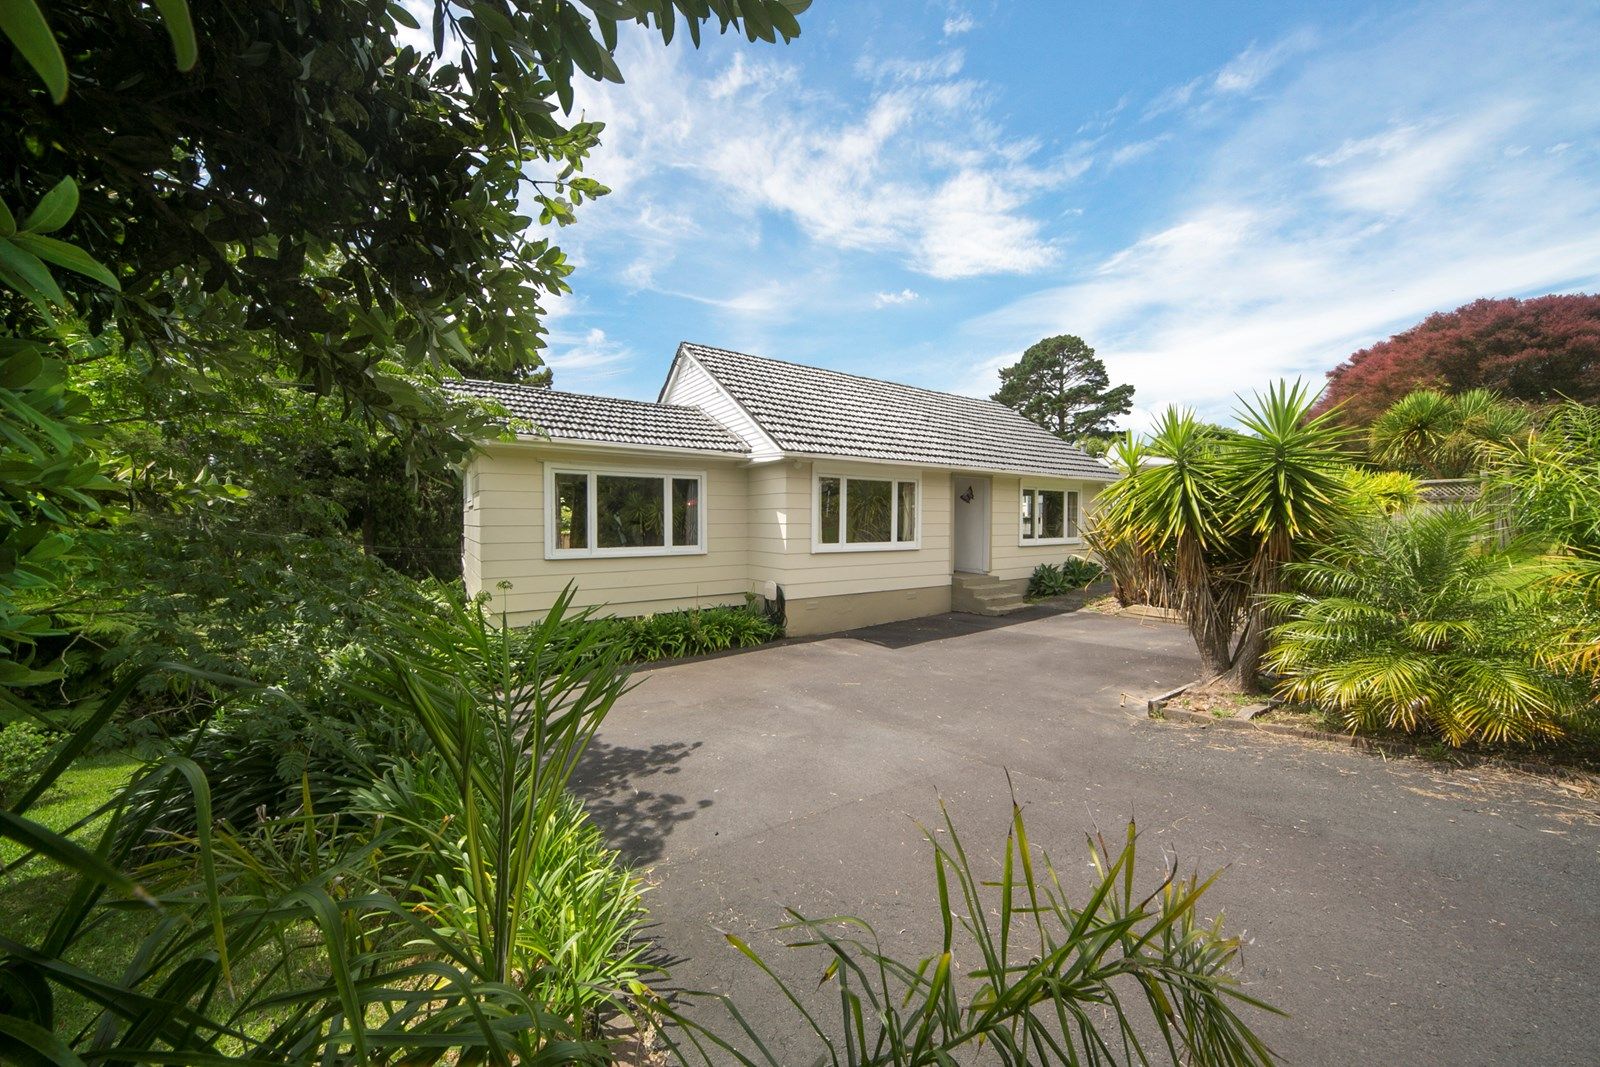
(679, 341, 1018, 413)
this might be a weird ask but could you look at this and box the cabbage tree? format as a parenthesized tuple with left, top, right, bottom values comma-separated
(1096, 382, 1353, 691)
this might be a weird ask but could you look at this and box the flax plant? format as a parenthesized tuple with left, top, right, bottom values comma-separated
(655, 800, 1281, 1066)
(1094, 382, 1352, 690)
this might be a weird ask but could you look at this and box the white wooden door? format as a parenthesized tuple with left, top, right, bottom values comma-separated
(952, 475, 991, 573)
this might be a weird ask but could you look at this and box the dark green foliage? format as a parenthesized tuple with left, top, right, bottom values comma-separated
(518, 602, 784, 666)
(1, 587, 643, 1063)
(992, 334, 1136, 440)
(1095, 383, 1355, 690)
(1027, 556, 1105, 598)
(3, 1, 808, 423)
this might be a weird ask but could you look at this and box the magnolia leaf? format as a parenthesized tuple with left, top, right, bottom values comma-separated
(9, 233, 119, 291)
(21, 177, 78, 234)
(0, 0, 69, 101)
(0, 238, 68, 307)
(151, 0, 198, 71)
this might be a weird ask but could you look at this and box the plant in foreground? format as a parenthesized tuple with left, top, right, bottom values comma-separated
(656, 801, 1280, 1066)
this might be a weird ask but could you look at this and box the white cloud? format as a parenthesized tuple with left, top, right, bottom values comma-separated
(1318, 110, 1518, 214)
(1109, 135, 1170, 167)
(1143, 77, 1201, 120)
(543, 326, 635, 389)
(1145, 28, 1316, 120)
(942, 14, 975, 37)
(565, 32, 1067, 291)
(1214, 30, 1317, 94)
(874, 288, 920, 307)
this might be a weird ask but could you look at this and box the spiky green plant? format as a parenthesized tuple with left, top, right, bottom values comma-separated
(1368, 388, 1530, 478)
(1266, 508, 1588, 746)
(655, 800, 1282, 1066)
(1483, 400, 1600, 680)
(1094, 382, 1353, 689)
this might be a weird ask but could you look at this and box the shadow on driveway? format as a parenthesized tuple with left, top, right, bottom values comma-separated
(572, 738, 711, 865)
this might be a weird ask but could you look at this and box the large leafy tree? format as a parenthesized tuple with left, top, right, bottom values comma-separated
(992, 334, 1135, 441)
(1094, 382, 1353, 691)
(0, 0, 807, 699)
(1317, 294, 1600, 424)
(3, 0, 806, 415)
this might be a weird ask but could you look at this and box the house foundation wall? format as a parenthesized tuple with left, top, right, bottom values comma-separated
(780, 584, 953, 637)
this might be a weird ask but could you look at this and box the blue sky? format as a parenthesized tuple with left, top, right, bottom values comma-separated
(539, 0, 1600, 427)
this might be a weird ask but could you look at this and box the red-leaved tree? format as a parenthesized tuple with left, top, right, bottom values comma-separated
(1317, 294, 1600, 424)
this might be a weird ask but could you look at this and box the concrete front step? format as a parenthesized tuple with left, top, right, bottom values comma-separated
(952, 574, 1030, 616)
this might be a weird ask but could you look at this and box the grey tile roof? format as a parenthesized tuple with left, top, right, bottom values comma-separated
(444, 378, 749, 454)
(677, 343, 1117, 480)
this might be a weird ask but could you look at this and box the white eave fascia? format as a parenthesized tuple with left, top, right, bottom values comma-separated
(749, 449, 1118, 482)
(662, 346, 786, 458)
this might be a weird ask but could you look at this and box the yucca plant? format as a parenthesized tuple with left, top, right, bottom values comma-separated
(1095, 382, 1352, 690)
(1368, 388, 1531, 478)
(1266, 508, 1588, 746)
(655, 800, 1281, 1066)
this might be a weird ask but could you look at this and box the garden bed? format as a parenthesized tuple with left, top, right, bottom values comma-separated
(1147, 684, 1600, 780)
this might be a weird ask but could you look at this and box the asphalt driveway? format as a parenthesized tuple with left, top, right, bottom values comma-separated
(573, 606, 1600, 1065)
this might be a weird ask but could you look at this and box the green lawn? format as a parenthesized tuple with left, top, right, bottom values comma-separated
(1, 751, 156, 1039)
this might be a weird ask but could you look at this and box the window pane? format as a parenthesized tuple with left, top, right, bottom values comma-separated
(1020, 489, 1035, 539)
(554, 472, 587, 549)
(896, 481, 917, 542)
(1067, 491, 1080, 538)
(596, 475, 664, 548)
(845, 478, 893, 543)
(1040, 490, 1065, 539)
(818, 477, 841, 544)
(672, 477, 700, 547)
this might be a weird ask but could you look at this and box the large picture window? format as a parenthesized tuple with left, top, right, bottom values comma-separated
(814, 473, 920, 551)
(546, 466, 706, 558)
(1020, 486, 1079, 545)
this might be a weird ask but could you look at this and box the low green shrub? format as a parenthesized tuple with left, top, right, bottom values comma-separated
(1026, 556, 1105, 599)
(516, 601, 783, 666)
(1268, 507, 1592, 747)
(0, 721, 52, 804)
(362, 764, 649, 1036)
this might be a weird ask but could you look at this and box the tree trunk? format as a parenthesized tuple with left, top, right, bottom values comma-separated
(1219, 616, 1268, 694)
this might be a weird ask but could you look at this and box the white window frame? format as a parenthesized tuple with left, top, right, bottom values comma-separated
(544, 462, 709, 560)
(812, 471, 922, 553)
(464, 469, 480, 511)
(1019, 485, 1081, 546)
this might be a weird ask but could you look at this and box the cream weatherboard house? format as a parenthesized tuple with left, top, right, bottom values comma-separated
(448, 343, 1116, 637)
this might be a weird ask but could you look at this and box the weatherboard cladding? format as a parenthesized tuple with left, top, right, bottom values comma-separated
(679, 343, 1117, 480)
(443, 378, 750, 453)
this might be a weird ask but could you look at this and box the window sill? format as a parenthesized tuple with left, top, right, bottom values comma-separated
(546, 546, 709, 561)
(811, 541, 922, 554)
(1018, 537, 1083, 548)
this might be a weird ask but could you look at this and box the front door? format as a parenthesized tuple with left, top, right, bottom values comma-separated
(952, 474, 991, 573)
